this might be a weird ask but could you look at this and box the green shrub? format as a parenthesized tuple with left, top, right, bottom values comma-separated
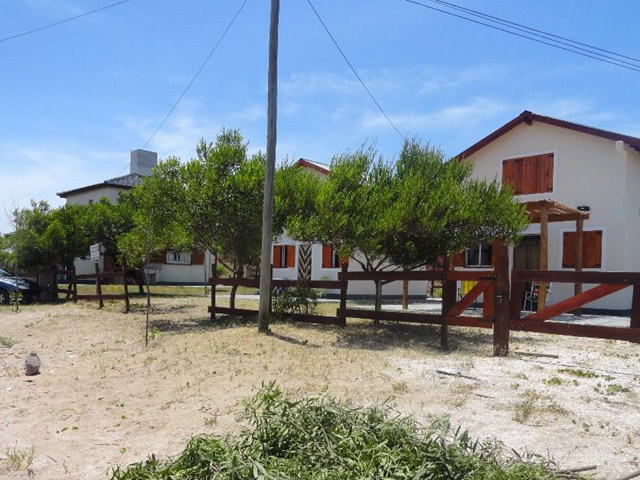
(110, 382, 575, 480)
(272, 284, 318, 316)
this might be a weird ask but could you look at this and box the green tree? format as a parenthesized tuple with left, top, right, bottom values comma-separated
(284, 141, 529, 310)
(118, 176, 190, 346)
(382, 139, 528, 269)
(7, 201, 54, 271)
(148, 129, 276, 278)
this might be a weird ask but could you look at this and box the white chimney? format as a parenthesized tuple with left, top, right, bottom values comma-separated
(130, 149, 158, 176)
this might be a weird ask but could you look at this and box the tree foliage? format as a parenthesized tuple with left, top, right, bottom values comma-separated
(144, 129, 284, 277)
(284, 140, 529, 271)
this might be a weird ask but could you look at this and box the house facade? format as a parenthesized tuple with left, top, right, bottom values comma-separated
(57, 149, 210, 285)
(458, 110, 640, 313)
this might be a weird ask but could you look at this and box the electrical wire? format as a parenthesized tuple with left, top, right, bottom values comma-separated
(305, 0, 406, 140)
(142, 0, 250, 149)
(0, 0, 132, 44)
(428, 0, 640, 65)
(403, 0, 640, 73)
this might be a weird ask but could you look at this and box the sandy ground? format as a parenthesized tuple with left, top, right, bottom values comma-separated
(1, 295, 639, 479)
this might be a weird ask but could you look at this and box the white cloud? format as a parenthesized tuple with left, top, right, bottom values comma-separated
(0, 142, 123, 233)
(360, 97, 511, 132)
(419, 64, 511, 94)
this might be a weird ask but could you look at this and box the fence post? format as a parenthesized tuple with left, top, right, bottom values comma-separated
(122, 261, 130, 314)
(210, 257, 217, 321)
(269, 265, 273, 315)
(631, 284, 640, 329)
(441, 258, 455, 351)
(493, 239, 510, 356)
(72, 266, 78, 303)
(337, 263, 348, 327)
(95, 262, 104, 309)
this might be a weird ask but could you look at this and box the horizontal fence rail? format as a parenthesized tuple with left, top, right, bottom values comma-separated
(208, 272, 345, 326)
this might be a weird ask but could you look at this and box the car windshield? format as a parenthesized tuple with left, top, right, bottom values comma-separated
(0, 268, 11, 276)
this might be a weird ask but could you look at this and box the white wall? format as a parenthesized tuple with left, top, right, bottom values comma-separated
(64, 187, 123, 205)
(466, 121, 640, 311)
(273, 234, 430, 298)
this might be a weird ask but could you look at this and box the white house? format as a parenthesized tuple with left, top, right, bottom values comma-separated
(458, 110, 640, 313)
(272, 159, 430, 299)
(57, 149, 210, 285)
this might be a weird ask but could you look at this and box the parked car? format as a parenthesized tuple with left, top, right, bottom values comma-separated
(0, 268, 41, 304)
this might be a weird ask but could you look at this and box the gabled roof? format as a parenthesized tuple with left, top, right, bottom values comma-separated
(295, 158, 330, 175)
(57, 173, 144, 198)
(456, 110, 640, 159)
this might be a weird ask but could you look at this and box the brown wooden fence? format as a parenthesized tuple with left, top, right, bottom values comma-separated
(208, 264, 345, 325)
(50, 265, 131, 313)
(208, 240, 640, 354)
(509, 270, 640, 343)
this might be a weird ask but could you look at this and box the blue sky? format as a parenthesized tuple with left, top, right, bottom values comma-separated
(1, 0, 638, 232)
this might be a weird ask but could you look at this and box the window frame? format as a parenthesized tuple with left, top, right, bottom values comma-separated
(464, 243, 493, 268)
(273, 244, 296, 269)
(499, 149, 557, 198)
(166, 251, 191, 265)
(321, 245, 348, 269)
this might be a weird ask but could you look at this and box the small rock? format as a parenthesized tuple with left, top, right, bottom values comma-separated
(25, 352, 41, 376)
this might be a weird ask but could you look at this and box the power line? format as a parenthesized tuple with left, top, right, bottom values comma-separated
(428, 0, 640, 65)
(403, 0, 640, 73)
(305, 0, 406, 140)
(142, 0, 250, 149)
(0, 0, 132, 44)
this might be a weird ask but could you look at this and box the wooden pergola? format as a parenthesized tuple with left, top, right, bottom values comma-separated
(525, 200, 590, 313)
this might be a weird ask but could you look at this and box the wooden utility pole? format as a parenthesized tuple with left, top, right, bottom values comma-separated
(258, 0, 280, 334)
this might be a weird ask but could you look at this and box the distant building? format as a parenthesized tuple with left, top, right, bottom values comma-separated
(57, 149, 210, 285)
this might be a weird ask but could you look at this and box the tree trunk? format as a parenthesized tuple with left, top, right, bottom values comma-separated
(137, 269, 145, 294)
(402, 267, 409, 309)
(374, 280, 382, 325)
(145, 261, 151, 347)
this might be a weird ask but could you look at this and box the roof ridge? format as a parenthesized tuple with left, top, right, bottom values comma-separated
(457, 110, 640, 159)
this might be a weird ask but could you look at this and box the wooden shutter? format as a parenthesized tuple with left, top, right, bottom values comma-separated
(453, 252, 465, 267)
(191, 250, 205, 265)
(322, 245, 332, 268)
(153, 250, 167, 264)
(286, 245, 296, 268)
(273, 245, 283, 268)
(339, 255, 350, 267)
(539, 153, 554, 193)
(563, 230, 602, 268)
(503, 153, 554, 195)
(584, 230, 602, 268)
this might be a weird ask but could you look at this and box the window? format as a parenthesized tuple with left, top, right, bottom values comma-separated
(502, 153, 554, 195)
(322, 245, 349, 268)
(166, 251, 191, 264)
(273, 245, 296, 268)
(465, 243, 492, 268)
(562, 230, 603, 269)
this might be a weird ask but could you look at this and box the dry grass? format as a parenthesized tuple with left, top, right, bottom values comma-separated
(1, 294, 640, 479)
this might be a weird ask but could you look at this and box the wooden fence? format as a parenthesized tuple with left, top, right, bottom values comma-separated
(50, 265, 131, 313)
(208, 240, 640, 354)
(208, 264, 345, 325)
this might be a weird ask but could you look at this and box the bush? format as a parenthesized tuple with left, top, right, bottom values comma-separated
(110, 382, 573, 480)
(272, 284, 318, 316)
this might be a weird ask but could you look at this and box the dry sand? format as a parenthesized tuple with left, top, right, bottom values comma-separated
(1, 295, 639, 479)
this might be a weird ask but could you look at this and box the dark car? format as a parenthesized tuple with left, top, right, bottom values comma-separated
(0, 268, 41, 305)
